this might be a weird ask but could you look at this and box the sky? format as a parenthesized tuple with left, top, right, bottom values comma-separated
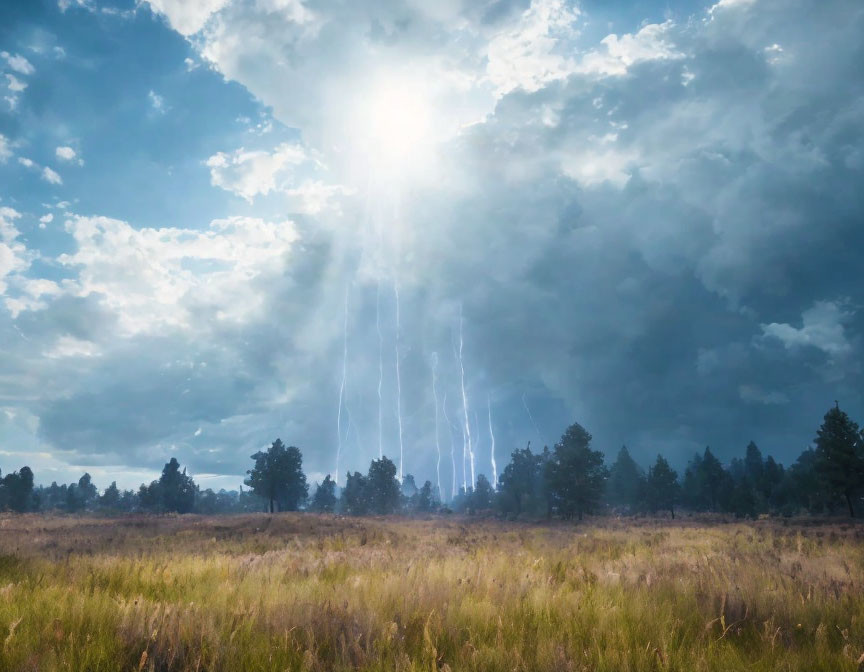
(0, 0, 862, 497)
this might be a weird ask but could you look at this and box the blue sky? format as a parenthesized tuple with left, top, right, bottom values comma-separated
(1, 0, 862, 496)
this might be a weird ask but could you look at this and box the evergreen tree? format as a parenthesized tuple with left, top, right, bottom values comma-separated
(814, 403, 864, 517)
(158, 458, 197, 513)
(546, 423, 608, 520)
(366, 457, 401, 515)
(341, 471, 368, 515)
(467, 474, 493, 512)
(0, 466, 35, 512)
(646, 454, 679, 518)
(310, 475, 337, 513)
(412, 480, 438, 513)
(606, 445, 645, 514)
(497, 444, 542, 516)
(245, 439, 309, 512)
(100, 481, 121, 510)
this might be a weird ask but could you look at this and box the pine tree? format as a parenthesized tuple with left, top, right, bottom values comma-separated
(606, 445, 645, 514)
(310, 475, 337, 513)
(646, 454, 680, 518)
(546, 423, 608, 520)
(814, 403, 864, 517)
(366, 457, 401, 515)
(245, 439, 308, 513)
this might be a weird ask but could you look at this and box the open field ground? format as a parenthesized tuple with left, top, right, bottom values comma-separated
(0, 515, 863, 671)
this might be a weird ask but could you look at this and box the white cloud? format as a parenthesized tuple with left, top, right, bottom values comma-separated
(709, 0, 758, 16)
(56, 146, 77, 161)
(55, 215, 298, 334)
(760, 301, 853, 357)
(42, 166, 63, 185)
(5, 74, 27, 92)
(0, 207, 29, 295)
(18, 157, 35, 168)
(39, 213, 54, 226)
(145, 0, 230, 36)
(148, 90, 165, 113)
(578, 22, 684, 77)
(486, 0, 581, 95)
(0, 135, 11, 162)
(206, 142, 309, 202)
(1, 52, 35, 75)
(45, 335, 101, 359)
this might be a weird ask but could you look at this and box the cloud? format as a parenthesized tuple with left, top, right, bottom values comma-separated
(41, 166, 63, 185)
(5, 74, 27, 92)
(54, 214, 298, 335)
(144, 0, 230, 36)
(18, 157, 35, 169)
(577, 21, 684, 77)
(0, 208, 29, 295)
(147, 89, 165, 113)
(1, 52, 35, 75)
(206, 143, 309, 202)
(55, 146, 77, 161)
(760, 301, 854, 358)
(0, 135, 11, 162)
(486, 0, 581, 95)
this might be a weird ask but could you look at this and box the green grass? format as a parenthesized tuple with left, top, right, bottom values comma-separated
(0, 514, 862, 671)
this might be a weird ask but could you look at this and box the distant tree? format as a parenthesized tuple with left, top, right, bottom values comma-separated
(606, 445, 645, 514)
(1, 466, 35, 512)
(682, 447, 728, 512)
(76, 473, 98, 510)
(412, 480, 438, 514)
(138, 481, 160, 511)
(366, 457, 401, 515)
(646, 454, 680, 518)
(546, 423, 608, 520)
(497, 444, 542, 516)
(467, 474, 493, 512)
(158, 458, 197, 514)
(401, 474, 418, 499)
(310, 475, 337, 513)
(814, 404, 864, 517)
(341, 471, 368, 515)
(100, 481, 121, 510)
(245, 439, 309, 513)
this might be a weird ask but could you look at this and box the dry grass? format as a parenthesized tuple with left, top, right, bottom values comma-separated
(0, 513, 862, 671)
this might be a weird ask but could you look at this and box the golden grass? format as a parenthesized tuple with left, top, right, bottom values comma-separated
(0, 514, 862, 671)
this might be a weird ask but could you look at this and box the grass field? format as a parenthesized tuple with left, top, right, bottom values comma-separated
(0, 514, 862, 671)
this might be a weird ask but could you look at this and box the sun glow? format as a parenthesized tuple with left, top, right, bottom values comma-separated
(351, 75, 439, 181)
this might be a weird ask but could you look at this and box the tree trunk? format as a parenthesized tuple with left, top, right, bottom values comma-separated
(846, 492, 855, 518)
(269, 498, 274, 514)
(670, 506, 675, 520)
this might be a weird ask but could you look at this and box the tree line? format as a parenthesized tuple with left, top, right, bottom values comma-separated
(2, 404, 863, 518)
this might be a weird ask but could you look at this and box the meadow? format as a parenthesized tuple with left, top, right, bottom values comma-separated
(0, 514, 862, 671)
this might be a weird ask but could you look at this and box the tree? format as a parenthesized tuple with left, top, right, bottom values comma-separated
(412, 480, 438, 514)
(158, 458, 197, 513)
(606, 445, 645, 514)
(1, 466, 35, 512)
(366, 457, 401, 515)
(341, 471, 368, 515)
(245, 439, 309, 512)
(546, 423, 608, 520)
(467, 474, 493, 512)
(646, 455, 679, 518)
(497, 444, 542, 516)
(682, 447, 728, 512)
(100, 481, 121, 510)
(310, 475, 337, 513)
(813, 404, 864, 517)
(76, 473, 98, 510)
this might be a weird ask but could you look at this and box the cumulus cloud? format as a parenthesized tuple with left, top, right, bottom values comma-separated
(1, 52, 35, 75)
(0, 208, 30, 295)
(0, 134, 10, 162)
(145, 0, 230, 36)
(41, 166, 63, 185)
(55, 214, 298, 334)
(205, 143, 309, 202)
(761, 301, 854, 358)
(55, 146, 77, 161)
